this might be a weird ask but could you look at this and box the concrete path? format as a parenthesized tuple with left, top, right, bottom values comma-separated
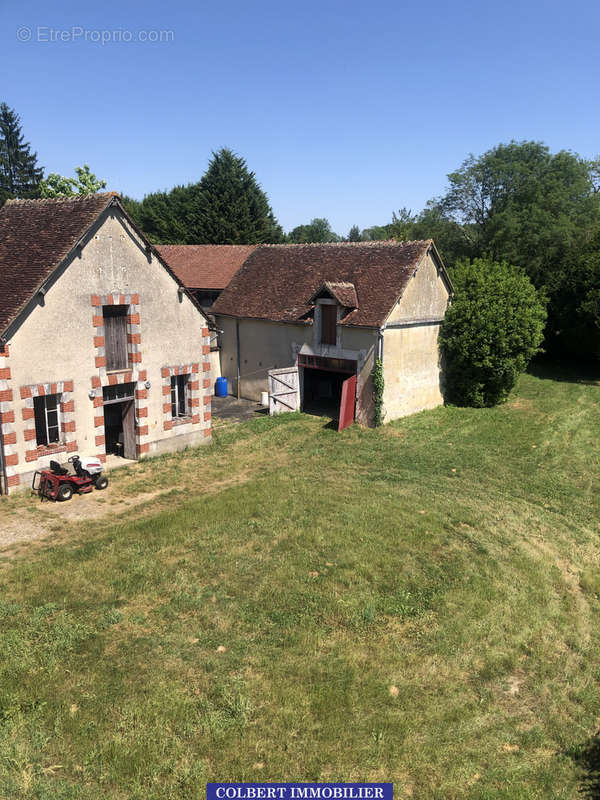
(211, 394, 268, 424)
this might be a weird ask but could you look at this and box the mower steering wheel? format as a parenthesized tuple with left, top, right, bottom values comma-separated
(67, 455, 78, 464)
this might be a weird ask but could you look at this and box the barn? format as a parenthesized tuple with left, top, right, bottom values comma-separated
(211, 239, 452, 427)
(0, 193, 212, 494)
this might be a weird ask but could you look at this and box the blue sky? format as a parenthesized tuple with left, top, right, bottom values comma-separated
(2, 0, 599, 235)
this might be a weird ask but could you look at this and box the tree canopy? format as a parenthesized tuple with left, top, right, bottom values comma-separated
(0, 102, 43, 204)
(39, 165, 107, 198)
(288, 218, 340, 243)
(126, 148, 284, 245)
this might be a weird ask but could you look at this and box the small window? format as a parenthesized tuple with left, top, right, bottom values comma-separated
(321, 304, 337, 345)
(34, 394, 61, 446)
(171, 374, 189, 417)
(103, 305, 128, 371)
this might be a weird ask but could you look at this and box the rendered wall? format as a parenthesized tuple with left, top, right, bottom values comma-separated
(215, 315, 378, 425)
(1, 206, 211, 492)
(382, 251, 449, 420)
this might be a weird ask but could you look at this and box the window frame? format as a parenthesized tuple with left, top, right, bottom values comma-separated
(33, 393, 61, 447)
(170, 374, 189, 418)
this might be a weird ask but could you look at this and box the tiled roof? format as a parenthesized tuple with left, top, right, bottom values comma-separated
(212, 240, 434, 328)
(0, 193, 115, 335)
(155, 245, 257, 290)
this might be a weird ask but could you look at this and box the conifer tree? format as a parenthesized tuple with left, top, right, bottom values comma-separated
(194, 148, 284, 244)
(0, 102, 43, 203)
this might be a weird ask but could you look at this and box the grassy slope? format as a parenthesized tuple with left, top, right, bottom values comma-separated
(0, 366, 599, 799)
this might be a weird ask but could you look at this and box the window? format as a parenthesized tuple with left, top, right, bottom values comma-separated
(321, 303, 337, 345)
(34, 394, 60, 446)
(103, 305, 128, 371)
(171, 374, 189, 417)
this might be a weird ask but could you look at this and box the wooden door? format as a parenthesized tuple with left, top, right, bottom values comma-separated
(338, 374, 356, 431)
(268, 367, 299, 415)
(122, 400, 136, 460)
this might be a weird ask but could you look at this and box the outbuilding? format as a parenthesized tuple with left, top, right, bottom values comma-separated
(211, 240, 452, 427)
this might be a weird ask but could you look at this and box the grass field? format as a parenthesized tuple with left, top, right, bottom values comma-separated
(0, 363, 599, 799)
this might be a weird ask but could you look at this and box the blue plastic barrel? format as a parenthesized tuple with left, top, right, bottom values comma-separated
(215, 377, 228, 397)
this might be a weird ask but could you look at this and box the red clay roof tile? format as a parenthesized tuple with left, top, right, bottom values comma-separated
(155, 245, 257, 290)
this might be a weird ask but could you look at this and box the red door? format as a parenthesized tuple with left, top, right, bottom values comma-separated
(338, 374, 356, 431)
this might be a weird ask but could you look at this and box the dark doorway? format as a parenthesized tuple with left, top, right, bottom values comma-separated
(103, 383, 136, 459)
(302, 368, 347, 418)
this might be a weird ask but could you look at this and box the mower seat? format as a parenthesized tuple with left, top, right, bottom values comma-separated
(49, 460, 69, 476)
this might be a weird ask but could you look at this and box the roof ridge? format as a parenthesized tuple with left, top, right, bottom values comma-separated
(5, 192, 118, 206)
(257, 239, 431, 248)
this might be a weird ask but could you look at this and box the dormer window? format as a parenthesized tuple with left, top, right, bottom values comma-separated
(321, 303, 337, 345)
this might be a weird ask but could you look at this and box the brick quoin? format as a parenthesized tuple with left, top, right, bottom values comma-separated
(37, 384, 45, 396)
(21, 408, 33, 421)
(91, 376, 101, 389)
(108, 374, 118, 385)
(50, 383, 58, 395)
(106, 295, 114, 305)
(203, 428, 211, 438)
(136, 425, 148, 437)
(138, 370, 147, 381)
(192, 363, 199, 372)
(164, 420, 173, 431)
(161, 367, 170, 378)
(93, 396, 103, 408)
(202, 327, 209, 337)
(0, 389, 13, 402)
(204, 411, 211, 422)
(94, 416, 104, 427)
(24, 429, 37, 441)
(96, 453, 107, 463)
(126, 313, 140, 325)
(162, 385, 171, 396)
(0, 345, 9, 357)
(202, 345, 210, 355)
(203, 395, 211, 405)
(127, 333, 141, 344)
(94, 336, 105, 348)
(137, 406, 148, 418)
(119, 294, 125, 305)
(7, 474, 20, 487)
(20, 386, 32, 399)
(61, 421, 76, 433)
(130, 294, 140, 305)
(127, 352, 142, 363)
(0, 368, 11, 380)
(66, 441, 78, 453)
(135, 389, 147, 400)
(137, 442, 149, 455)
(95, 356, 106, 368)
(92, 315, 104, 327)
(162, 402, 171, 414)
(4, 453, 18, 466)
(25, 450, 39, 462)
(91, 295, 101, 307)
(203, 378, 211, 389)
(3, 432, 16, 445)
(95, 434, 105, 447)
(191, 414, 200, 424)
(61, 400, 75, 413)
(1, 410, 16, 423)
(63, 380, 74, 392)
(202, 362, 210, 372)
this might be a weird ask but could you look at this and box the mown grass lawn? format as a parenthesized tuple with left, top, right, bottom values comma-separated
(1, 362, 599, 799)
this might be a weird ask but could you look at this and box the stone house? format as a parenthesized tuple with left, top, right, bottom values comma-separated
(211, 240, 452, 427)
(0, 193, 212, 494)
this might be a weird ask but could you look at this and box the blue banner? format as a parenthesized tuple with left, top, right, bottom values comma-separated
(207, 784, 393, 800)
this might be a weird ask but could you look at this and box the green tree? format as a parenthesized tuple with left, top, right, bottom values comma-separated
(0, 102, 43, 203)
(440, 258, 546, 407)
(347, 224, 362, 242)
(39, 164, 107, 198)
(194, 148, 284, 244)
(289, 218, 340, 243)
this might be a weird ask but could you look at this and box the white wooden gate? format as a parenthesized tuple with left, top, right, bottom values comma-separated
(268, 367, 300, 415)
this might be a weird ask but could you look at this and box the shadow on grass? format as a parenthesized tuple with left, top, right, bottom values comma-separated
(567, 733, 600, 798)
(527, 356, 600, 385)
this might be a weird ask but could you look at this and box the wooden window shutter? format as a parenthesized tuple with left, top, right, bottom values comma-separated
(321, 304, 337, 345)
(103, 305, 128, 371)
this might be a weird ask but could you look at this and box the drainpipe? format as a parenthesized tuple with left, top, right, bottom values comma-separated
(377, 328, 384, 363)
(236, 319, 241, 400)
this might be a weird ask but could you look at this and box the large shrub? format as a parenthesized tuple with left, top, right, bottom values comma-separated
(440, 258, 547, 407)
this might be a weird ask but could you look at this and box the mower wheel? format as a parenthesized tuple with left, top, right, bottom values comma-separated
(94, 475, 109, 490)
(57, 483, 73, 502)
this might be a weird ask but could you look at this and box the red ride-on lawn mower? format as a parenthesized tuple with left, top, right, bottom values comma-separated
(32, 455, 109, 501)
